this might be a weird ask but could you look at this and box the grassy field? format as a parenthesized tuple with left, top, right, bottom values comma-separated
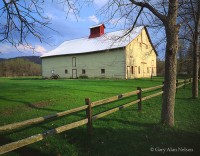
(0, 77, 200, 156)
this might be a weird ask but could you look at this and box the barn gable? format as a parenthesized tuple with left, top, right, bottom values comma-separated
(125, 28, 157, 78)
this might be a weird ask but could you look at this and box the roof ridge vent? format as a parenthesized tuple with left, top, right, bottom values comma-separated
(89, 24, 105, 38)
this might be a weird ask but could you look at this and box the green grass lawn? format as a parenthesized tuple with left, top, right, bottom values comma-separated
(0, 77, 199, 156)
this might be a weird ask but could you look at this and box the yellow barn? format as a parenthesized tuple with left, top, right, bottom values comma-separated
(41, 24, 157, 79)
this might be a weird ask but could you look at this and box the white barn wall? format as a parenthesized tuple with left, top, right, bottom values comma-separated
(42, 49, 125, 79)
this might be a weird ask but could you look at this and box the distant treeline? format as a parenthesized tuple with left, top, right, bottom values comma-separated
(0, 56, 41, 64)
(0, 58, 41, 77)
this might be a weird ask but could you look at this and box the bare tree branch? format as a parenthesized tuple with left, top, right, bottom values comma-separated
(129, 0, 167, 23)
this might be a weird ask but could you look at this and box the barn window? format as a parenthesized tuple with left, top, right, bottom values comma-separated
(101, 69, 105, 74)
(65, 69, 68, 74)
(131, 66, 134, 74)
(151, 60, 154, 66)
(82, 69, 86, 74)
(138, 66, 140, 74)
(72, 57, 76, 67)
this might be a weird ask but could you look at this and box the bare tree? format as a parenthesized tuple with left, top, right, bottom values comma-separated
(0, 0, 53, 50)
(99, 0, 181, 126)
(177, 40, 187, 75)
(178, 0, 200, 98)
(0, 0, 88, 50)
(191, 0, 200, 98)
(1, 0, 183, 126)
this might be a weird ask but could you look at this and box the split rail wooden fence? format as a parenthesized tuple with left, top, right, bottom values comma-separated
(0, 78, 193, 155)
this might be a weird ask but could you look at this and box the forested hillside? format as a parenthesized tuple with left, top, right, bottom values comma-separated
(0, 58, 41, 77)
(0, 58, 6, 61)
(0, 56, 41, 64)
(15, 56, 42, 64)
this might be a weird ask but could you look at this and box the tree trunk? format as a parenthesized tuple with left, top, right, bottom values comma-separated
(192, 1, 200, 98)
(161, 0, 179, 127)
(192, 42, 199, 98)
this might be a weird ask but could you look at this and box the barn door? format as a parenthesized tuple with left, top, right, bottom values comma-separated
(127, 66, 131, 79)
(141, 63, 146, 77)
(142, 63, 144, 77)
(72, 69, 77, 79)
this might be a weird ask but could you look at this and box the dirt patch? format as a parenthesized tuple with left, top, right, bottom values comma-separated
(1, 109, 15, 116)
(1, 100, 55, 117)
(29, 100, 54, 108)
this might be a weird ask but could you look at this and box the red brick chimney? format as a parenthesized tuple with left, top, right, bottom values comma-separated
(89, 24, 105, 38)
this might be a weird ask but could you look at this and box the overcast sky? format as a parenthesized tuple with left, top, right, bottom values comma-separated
(0, 0, 164, 59)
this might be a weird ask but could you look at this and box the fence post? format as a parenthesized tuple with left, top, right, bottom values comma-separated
(176, 80, 178, 93)
(137, 87, 142, 111)
(183, 78, 186, 89)
(162, 81, 164, 97)
(85, 98, 93, 137)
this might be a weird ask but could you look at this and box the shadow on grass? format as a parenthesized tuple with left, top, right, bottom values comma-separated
(9, 78, 163, 95)
(71, 122, 200, 156)
(1, 121, 199, 156)
(0, 96, 63, 113)
(0, 136, 49, 156)
(10, 78, 43, 81)
(176, 97, 198, 101)
(176, 93, 199, 103)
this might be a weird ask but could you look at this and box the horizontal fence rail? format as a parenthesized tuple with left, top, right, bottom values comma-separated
(142, 84, 163, 92)
(0, 119, 88, 155)
(142, 91, 163, 101)
(91, 90, 139, 107)
(175, 78, 192, 91)
(92, 99, 140, 121)
(0, 105, 88, 132)
(0, 78, 194, 154)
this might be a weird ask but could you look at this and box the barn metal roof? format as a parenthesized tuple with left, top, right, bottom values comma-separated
(41, 26, 144, 58)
